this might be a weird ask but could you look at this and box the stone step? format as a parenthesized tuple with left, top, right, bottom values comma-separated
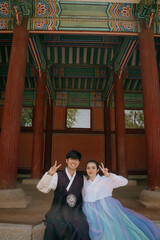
(0, 221, 159, 240)
(0, 223, 45, 240)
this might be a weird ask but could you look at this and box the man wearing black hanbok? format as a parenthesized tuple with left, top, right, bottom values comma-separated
(37, 150, 90, 240)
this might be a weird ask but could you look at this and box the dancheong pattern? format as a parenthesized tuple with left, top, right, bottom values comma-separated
(106, 3, 135, 20)
(30, 18, 58, 30)
(0, 1, 160, 33)
(0, 19, 13, 30)
(0, 19, 7, 29)
(0, 1, 10, 18)
(157, 5, 160, 20)
(55, 91, 103, 107)
(33, 0, 60, 17)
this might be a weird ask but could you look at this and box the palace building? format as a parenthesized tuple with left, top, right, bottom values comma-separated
(0, 0, 160, 198)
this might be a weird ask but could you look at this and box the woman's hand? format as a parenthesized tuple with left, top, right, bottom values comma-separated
(48, 161, 62, 176)
(99, 163, 110, 177)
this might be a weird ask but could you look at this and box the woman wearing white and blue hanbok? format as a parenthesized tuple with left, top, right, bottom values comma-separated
(82, 160, 160, 240)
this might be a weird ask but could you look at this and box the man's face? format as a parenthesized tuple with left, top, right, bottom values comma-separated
(66, 158, 80, 170)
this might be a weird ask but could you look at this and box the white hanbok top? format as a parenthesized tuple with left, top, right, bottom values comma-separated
(82, 173, 128, 202)
(37, 168, 86, 193)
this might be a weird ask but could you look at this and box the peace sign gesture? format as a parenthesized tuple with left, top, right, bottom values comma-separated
(99, 163, 110, 177)
(48, 161, 62, 176)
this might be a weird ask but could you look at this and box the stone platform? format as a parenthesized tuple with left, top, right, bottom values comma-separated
(0, 176, 159, 240)
(0, 222, 45, 240)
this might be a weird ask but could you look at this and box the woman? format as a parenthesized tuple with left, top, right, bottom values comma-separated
(82, 160, 160, 240)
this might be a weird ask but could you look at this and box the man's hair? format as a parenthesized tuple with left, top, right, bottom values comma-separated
(66, 150, 81, 161)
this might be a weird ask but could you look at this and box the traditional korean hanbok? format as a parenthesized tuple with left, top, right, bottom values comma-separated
(37, 168, 90, 240)
(82, 173, 160, 240)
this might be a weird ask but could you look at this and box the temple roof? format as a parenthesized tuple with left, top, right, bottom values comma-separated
(0, 0, 160, 107)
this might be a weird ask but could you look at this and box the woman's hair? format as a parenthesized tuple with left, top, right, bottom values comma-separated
(86, 160, 99, 169)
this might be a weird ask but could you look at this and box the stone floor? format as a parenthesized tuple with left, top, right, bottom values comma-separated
(0, 177, 160, 225)
(0, 177, 160, 240)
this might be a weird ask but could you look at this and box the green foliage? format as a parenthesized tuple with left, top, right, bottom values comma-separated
(21, 108, 33, 127)
(125, 110, 144, 128)
(66, 109, 79, 128)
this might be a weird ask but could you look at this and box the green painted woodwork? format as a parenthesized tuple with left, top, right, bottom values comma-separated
(87, 48, 91, 65)
(135, 80, 142, 90)
(114, 37, 137, 73)
(80, 78, 85, 89)
(55, 77, 59, 89)
(86, 78, 91, 90)
(58, 19, 111, 31)
(59, 35, 105, 42)
(68, 78, 72, 89)
(79, 48, 84, 65)
(65, 47, 69, 64)
(61, 77, 65, 89)
(106, 48, 112, 67)
(135, 49, 140, 66)
(98, 79, 105, 90)
(32, 35, 46, 70)
(58, 47, 62, 64)
(124, 92, 143, 108)
(73, 48, 77, 64)
(135, 0, 158, 21)
(46, 71, 54, 98)
(124, 79, 131, 90)
(67, 101, 89, 107)
(1, 1, 160, 33)
(58, 91, 103, 107)
(100, 48, 105, 65)
(64, 67, 96, 77)
(28, 35, 54, 98)
(0, 64, 8, 76)
(125, 66, 141, 79)
(0, 2, 160, 108)
(74, 78, 78, 89)
(0, 78, 6, 89)
(1, 48, 6, 63)
(93, 48, 98, 65)
(60, 3, 108, 18)
(102, 71, 113, 101)
(11, 0, 30, 16)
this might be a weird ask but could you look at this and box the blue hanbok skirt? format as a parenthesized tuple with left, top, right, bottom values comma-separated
(82, 196, 160, 240)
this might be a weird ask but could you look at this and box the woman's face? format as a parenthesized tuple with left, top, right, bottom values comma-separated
(86, 162, 99, 180)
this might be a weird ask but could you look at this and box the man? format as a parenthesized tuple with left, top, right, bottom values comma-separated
(37, 150, 90, 240)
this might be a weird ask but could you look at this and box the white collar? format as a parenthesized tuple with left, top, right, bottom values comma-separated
(65, 167, 76, 180)
(65, 168, 76, 191)
(88, 174, 101, 184)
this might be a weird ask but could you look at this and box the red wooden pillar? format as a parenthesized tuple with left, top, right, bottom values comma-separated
(0, 17, 28, 189)
(104, 102, 112, 171)
(31, 72, 46, 179)
(43, 101, 53, 173)
(139, 20, 160, 190)
(114, 73, 128, 177)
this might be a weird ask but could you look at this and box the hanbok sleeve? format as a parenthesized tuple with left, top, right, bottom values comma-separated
(109, 173, 128, 189)
(36, 172, 58, 193)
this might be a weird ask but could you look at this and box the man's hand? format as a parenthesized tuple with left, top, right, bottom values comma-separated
(48, 161, 62, 176)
